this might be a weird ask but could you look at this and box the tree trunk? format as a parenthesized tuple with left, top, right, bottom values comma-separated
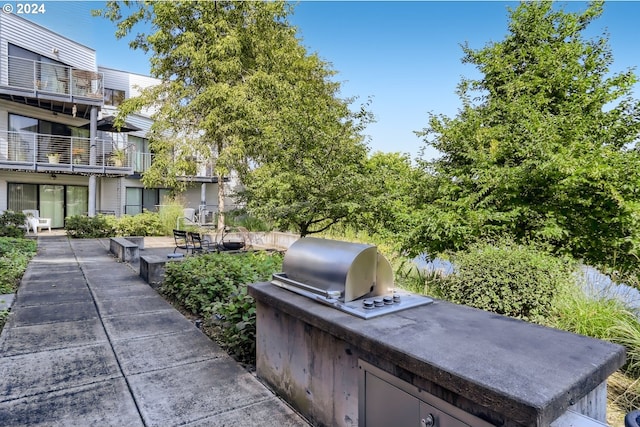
(217, 173, 225, 230)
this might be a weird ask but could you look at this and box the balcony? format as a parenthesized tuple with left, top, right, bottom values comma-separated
(2, 56, 103, 107)
(0, 130, 144, 175)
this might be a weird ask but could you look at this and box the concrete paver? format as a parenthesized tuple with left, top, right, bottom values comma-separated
(0, 319, 108, 356)
(0, 236, 309, 427)
(0, 379, 145, 427)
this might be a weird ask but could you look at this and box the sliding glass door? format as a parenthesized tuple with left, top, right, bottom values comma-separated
(7, 183, 88, 228)
(39, 185, 64, 228)
(66, 186, 88, 218)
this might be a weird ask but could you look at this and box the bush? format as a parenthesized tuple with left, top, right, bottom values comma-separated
(549, 283, 640, 376)
(65, 215, 116, 238)
(161, 251, 283, 364)
(67, 212, 170, 238)
(395, 258, 449, 296)
(116, 211, 164, 236)
(0, 237, 37, 294)
(0, 211, 26, 238)
(158, 199, 186, 235)
(212, 286, 257, 363)
(226, 209, 273, 232)
(433, 239, 576, 320)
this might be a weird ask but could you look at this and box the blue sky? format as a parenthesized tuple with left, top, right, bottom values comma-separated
(19, 1, 640, 160)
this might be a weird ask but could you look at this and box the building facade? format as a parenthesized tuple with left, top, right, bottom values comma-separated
(0, 13, 231, 227)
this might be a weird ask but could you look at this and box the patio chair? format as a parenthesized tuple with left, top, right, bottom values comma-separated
(22, 210, 51, 235)
(188, 231, 214, 254)
(173, 229, 193, 254)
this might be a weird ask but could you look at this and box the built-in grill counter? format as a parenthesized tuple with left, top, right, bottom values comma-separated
(248, 238, 625, 427)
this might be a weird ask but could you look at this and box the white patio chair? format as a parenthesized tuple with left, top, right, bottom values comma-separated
(22, 210, 52, 234)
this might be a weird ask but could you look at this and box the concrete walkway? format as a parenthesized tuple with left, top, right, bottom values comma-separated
(0, 236, 309, 427)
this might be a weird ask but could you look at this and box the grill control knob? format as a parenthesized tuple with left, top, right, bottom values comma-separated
(383, 295, 394, 305)
(393, 293, 401, 303)
(421, 414, 435, 427)
(363, 300, 374, 309)
(373, 298, 384, 307)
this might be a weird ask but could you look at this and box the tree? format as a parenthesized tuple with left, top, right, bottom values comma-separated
(95, 1, 300, 229)
(409, 1, 640, 276)
(354, 152, 423, 244)
(96, 1, 373, 234)
(237, 50, 374, 237)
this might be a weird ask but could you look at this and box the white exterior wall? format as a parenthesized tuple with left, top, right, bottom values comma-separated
(99, 67, 131, 96)
(0, 13, 97, 87)
(99, 66, 157, 147)
(100, 66, 159, 118)
(124, 114, 153, 139)
(97, 177, 123, 216)
(129, 73, 159, 98)
(1, 171, 88, 186)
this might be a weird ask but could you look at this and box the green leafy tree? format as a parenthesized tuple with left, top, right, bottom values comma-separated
(94, 1, 300, 229)
(96, 1, 372, 234)
(409, 1, 640, 276)
(354, 152, 423, 243)
(238, 61, 372, 236)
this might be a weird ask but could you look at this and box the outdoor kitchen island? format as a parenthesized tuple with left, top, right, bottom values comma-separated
(248, 281, 625, 427)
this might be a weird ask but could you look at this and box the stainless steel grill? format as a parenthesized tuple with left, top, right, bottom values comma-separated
(271, 237, 433, 319)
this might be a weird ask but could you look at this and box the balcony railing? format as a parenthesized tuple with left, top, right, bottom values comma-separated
(5, 56, 103, 99)
(0, 130, 144, 173)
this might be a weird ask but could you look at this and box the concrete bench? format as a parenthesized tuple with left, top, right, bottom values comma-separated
(109, 237, 140, 263)
(140, 254, 184, 289)
(124, 236, 144, 249)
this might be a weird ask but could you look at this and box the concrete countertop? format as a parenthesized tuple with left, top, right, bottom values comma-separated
(249, 282, 625, 426)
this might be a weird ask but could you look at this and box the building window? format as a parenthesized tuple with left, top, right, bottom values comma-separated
(129, 135, 151, 173)
(104, 88, 126, 107)
(125, 187, 170, 215)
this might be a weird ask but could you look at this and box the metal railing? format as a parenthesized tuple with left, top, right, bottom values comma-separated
(5, 56, 103, 99)
(0, 130, 145, 172)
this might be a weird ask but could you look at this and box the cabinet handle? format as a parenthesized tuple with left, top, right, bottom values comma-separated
(421, 414, 435, 427)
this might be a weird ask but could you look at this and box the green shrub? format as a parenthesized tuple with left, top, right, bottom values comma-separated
(212, 286, 257, 363)
(549, 283, 640, 376)
(161, 251, 283, 364)
(159, 199, 185, 235)
(116, 211, 164, 236)
(226, 209, 273, 232)
(610, 317, 640, 377)
(550, 287, 633, 340)
(0, 237, 37, 294)
(395, 258, 449, 297)
(433, 239, 576, 320)
(0, 211, 26, 238)
(65, 215, 116, 238)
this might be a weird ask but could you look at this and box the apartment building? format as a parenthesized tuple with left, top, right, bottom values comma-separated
(0, 13, 230, 228)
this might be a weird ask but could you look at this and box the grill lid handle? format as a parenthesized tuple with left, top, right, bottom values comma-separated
(271, 273, 342, 299)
